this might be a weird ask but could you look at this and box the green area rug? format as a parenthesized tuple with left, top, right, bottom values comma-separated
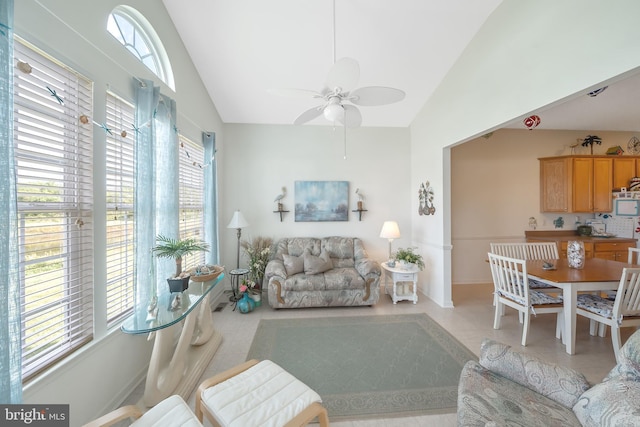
(246, 313, 477, 420)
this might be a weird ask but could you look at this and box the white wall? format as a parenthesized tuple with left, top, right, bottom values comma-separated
(220, 124, 412, 267)
(409, 0, 640, 307)
(451, 128, 639, 285)
(15, 1, 224, 425)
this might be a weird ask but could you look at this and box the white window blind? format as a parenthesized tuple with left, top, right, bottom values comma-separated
(105, 92, 135, 327)
(13, 38, 94, 381)
(179, 135, 205, 270)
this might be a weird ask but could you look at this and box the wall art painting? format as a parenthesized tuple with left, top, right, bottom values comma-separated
(295, 181, 349, 222)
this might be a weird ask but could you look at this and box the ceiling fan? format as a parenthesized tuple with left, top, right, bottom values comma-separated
(270, 1, 405, 128)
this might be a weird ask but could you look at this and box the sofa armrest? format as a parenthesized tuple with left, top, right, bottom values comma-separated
(265, 259, 287, 280)
(355, 257, 381, 279)
(479, 339, 590, 409)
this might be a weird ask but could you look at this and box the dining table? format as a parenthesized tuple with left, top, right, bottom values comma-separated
(526, 257, 632, 355)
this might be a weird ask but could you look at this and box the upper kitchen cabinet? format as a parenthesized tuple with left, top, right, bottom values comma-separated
(613, 157, 637, 190)
(572, 157, 611, 212)
(540, 157, 571, 212)
(539, 155, 625, 213)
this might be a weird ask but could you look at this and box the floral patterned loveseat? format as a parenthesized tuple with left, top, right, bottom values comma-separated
(264, 236, 381, 309)
(457, 329, 640, 426)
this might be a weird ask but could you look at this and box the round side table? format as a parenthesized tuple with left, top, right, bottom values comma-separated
(229, 268, 249, 308)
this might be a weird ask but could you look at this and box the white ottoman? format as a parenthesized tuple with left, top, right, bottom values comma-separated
(195, 360, 329, 427)
(83, 395, 201, 427)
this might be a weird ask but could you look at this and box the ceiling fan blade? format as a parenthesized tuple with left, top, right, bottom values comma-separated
(268, 88, 323, 99)
(294, 106, 324, 125)
(338, 104, 362, 128)
(325, 57, 359, 92)
(349, 86, 406, 106)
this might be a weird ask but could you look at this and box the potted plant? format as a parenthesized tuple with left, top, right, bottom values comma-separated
(392, 247, 425, 270)
(240, 236, 273, 289)
(153, 235, 210, 292)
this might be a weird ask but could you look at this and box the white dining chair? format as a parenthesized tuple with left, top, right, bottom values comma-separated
(488, 252, 564, 346)
(489, 242, 560, 321)
(598, 246, 640, 337)
(576, 267, 640, 362)
(490, 242, 559, 293)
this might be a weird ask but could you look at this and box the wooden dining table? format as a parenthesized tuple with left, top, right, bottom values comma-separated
(527, 257, 632, 355)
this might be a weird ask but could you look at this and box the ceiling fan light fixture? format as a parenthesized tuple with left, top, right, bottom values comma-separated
(323, 103, 344, 122)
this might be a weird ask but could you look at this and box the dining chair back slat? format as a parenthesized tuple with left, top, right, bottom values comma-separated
(490, 242, 559, 260)
(628, 247, 640, 264)
(614, 269, 640, 317)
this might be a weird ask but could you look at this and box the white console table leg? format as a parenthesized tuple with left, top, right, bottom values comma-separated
(142, 293, 222, 407)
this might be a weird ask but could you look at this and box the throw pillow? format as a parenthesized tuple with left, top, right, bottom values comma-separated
(282, 254, 304, 276)
(480, 339, 590, 409)
(304, 250, 333, 275)
(573, 380, 640, 426)
(604, 329, 640, 382)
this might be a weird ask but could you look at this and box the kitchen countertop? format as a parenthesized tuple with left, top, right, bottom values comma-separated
(525, 230, 636, 243)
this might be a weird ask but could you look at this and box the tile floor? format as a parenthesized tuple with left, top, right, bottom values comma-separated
(122, 283, 636, 426)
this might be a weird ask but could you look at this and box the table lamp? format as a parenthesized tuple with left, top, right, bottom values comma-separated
(379, 220, 401, 259)
(227, 210, 249, 269)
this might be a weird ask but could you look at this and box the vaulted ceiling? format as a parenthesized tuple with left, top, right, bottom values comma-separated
(163, 0, 640, 132)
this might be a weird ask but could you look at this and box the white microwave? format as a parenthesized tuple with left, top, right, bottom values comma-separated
(615, 198, 640, 216)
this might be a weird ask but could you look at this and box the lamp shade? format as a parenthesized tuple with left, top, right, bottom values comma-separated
(379, 221, 401, 239)
(227, 210, 249, 229)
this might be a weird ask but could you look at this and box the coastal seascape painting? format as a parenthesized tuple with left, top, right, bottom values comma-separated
(294, 181, 349, 222)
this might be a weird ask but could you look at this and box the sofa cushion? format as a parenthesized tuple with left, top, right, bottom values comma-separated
(282, 254, 304, 276)
(282, 273, 325, 291)
(304, 250, 333, 275)
(479, 339, 590, 408)
(457, 360, 581, 427)
(572, 379, 640, 426)
(324, 267, 365, 290)
(322, 237, 355, 268)
(286, 238, 321, 257)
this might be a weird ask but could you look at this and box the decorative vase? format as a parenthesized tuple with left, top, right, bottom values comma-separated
(237, 292, 255, 313)
(567, 240, 585, 269)
(251, 292, 262, 307)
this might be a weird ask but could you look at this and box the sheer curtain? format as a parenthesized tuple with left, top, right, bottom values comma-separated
(0, 0, 22, 403)
(134, 78, 178, 308)
(203, 132, 219, 264)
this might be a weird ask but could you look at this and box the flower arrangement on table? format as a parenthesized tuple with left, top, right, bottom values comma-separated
(392, 247, 425, 270)
(240, 236, 273, 288)
(239, 279, 258, 295)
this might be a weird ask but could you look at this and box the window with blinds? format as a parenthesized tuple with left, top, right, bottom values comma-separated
(179, 136, 205, 270)
(13, 38, 94, 381)
(105, 92, 135, 327)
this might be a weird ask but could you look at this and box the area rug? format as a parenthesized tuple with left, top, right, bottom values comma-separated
(246, 313, 477, 420)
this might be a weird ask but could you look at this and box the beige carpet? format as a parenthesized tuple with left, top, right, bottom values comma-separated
(246, 313, 476, 421)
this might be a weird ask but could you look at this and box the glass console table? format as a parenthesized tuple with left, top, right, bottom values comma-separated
(121, 273, 224, 407)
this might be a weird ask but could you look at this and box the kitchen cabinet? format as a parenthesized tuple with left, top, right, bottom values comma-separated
(613, 157, 637, 190)
(526, 231, 636, 262)
(540, 157, 571, 212)
(573, 157, 612, 213)
(540, 156, 613, 213)
(593, 241, 636, 262)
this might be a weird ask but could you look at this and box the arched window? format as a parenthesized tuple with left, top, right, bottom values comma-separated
(107, 5, 175, 90)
